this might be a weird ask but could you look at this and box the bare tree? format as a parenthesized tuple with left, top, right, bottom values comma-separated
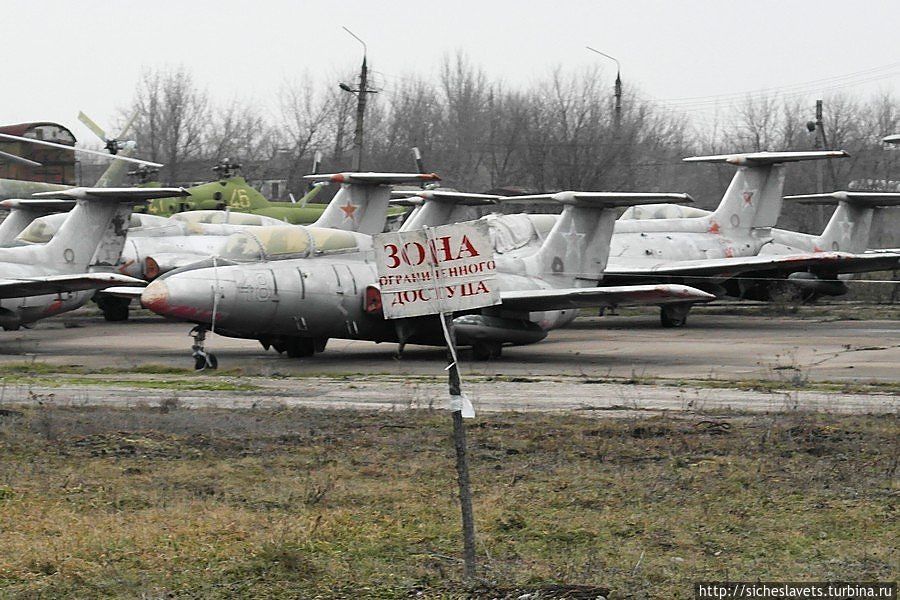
(278, 76, 334, 193)
(207, 98, 275, 180)
(131, 66, 210, 183)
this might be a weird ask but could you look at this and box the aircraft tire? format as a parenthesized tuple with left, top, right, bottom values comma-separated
(98, 296, 131, 322)
(660, 304, 690, 328)
(286, 338, 315, 358)
(194, 353, 218, 370)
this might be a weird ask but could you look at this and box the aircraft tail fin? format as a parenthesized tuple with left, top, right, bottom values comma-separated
(502, 192, 693, 283)
(31, 187, 188, 272)
(306, 172, 440, 234)
(395, 190, 502, 231)
(0, 199, 75, 245)
(787, 191, 900, 253)
(685, 151, 848, 233)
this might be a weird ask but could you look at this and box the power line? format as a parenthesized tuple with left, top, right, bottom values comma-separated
(653, 62, 900, 107)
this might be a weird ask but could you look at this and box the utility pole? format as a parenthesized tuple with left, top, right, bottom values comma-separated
(339, 27, 377, 172)
(814, 99, 824, 194)
(807, 99, 838, 228)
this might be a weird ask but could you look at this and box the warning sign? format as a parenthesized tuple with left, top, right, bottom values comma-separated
(374, 220, 500, 319)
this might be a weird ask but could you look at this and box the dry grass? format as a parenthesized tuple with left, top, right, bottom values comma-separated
(0, 405, 895, 599)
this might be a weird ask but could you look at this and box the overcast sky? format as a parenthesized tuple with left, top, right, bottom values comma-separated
(5, 0, 900, 147)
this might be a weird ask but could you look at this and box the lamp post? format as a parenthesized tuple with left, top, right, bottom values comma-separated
(586, 46, 622, 128)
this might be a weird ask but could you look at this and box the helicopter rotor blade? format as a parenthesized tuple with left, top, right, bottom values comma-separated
(0, 149, 42, 168)
(117, 111, 139, 140)
(77, 111, 109, 144)
(0, 133, 163, 168)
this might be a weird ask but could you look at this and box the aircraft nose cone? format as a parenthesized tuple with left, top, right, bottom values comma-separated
(141, 279, 170, 314)
(140, 270, 220, 323)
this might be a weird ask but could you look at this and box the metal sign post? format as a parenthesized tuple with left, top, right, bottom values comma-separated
(374, 220, 499, 580)
(438, 311, 476, 578)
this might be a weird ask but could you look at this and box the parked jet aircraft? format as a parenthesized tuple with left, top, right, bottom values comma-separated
(617, 191, 900, 300)
(0, 186, 185, 329)
(15, 209, 293, 320)
(24, 169, 441, 280)
(493, 151, 899, 325)
(123, 182, 713, 367)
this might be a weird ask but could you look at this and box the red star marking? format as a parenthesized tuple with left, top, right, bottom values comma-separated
(813, 245, 823, 253)
(724, 247, 734, 258)
(742, 191, 753, 205)
(339, 202, 357, 220)
(708, 220, 721, 234)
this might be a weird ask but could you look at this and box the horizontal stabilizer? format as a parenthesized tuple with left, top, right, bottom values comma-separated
(0, 273, 145, 299)
(0, 199, 75, 212)
(882, 134, 900, 144)
(499, 191, 694, 207)
(499, 284, 715, 312)
(390, 189, 503, 206)
(33, 187, 190, 202)
(304, 172, 441, 186)
(785, 191, 900, 207)
(684, 150, 848, 166)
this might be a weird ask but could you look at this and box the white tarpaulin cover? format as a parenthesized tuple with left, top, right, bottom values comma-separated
(374, 220, 500, 319)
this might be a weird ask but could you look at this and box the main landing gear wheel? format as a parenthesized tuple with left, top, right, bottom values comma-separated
(96, 295, 131, 322)
(190, 325, 218, 370)
(472, 341, 503, 361)
(660, 303, 691, 328)
(286, 338, 316, 358)
(194, 353, 218, 371)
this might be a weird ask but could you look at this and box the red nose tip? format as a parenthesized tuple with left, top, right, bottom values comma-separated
(141, 279, 169, 314)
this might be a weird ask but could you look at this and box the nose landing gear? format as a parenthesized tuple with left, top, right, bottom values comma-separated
(190, 325, 218, 370)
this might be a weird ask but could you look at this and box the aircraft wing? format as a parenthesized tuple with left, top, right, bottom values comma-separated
(498, 284, 715, 312)
(605, 251, 900, 282)
(0, 273, 145, 299)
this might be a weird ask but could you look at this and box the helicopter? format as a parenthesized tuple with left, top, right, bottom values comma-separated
(133, 155, 408, 225)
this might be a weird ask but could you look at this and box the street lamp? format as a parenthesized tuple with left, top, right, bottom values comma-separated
(586, 46, 622, 127)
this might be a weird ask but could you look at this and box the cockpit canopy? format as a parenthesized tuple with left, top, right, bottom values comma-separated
(17, 213, 66, 244)
(219, 225, 364, 262)
(171, 210, 283, 226)
(486, 213, 557, 254)
(619, 204, 711, 220)
(130, 213, 170, 229)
